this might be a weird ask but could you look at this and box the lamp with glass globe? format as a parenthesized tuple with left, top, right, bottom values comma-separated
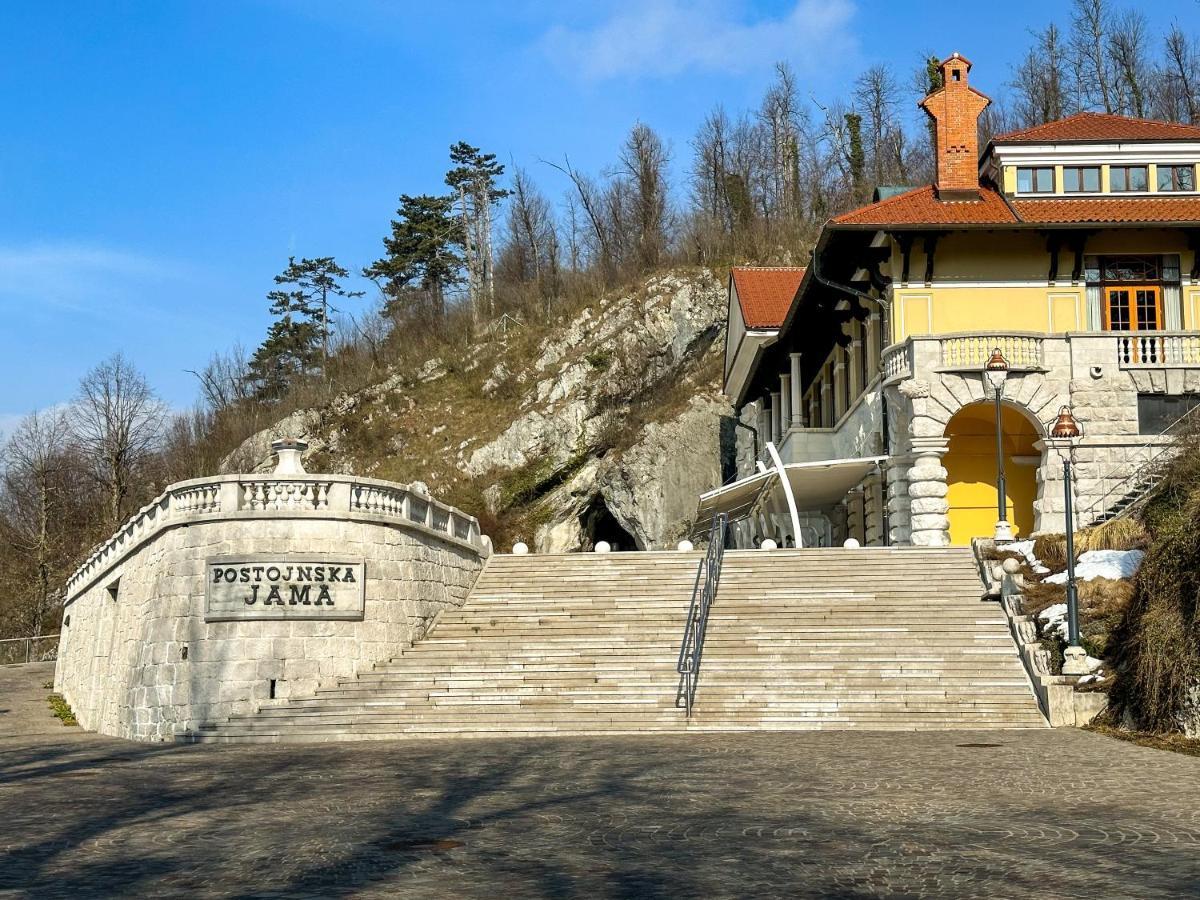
(983, 348, 1013, 542)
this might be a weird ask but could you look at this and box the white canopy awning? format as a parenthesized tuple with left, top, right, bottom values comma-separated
(692, 454, 887, 538)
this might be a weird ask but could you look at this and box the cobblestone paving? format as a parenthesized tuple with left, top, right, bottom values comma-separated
(1, 667, 1198, 898)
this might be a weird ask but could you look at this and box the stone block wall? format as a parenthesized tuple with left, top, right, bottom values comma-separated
(56, 515, 482, 742)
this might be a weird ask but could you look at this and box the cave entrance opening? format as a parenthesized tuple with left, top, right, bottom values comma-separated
(579, 496, 640, 552)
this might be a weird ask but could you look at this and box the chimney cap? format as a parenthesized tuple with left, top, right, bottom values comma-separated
(940, 51, 974, 71)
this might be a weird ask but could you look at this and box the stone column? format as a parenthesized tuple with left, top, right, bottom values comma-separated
(789, 352, 803, 426)
(821, 381, 833, 428)
(833, 352, 847, 420)
(867, 311, 881, 382)
(885, 456, 912, 546)
(906, 437, 951, 547)
(1034, 438, 1075, 534)
(849, 324, 859, 398)
(757, 400, 770, 457)
(779, 374, 792, 437)
(770, 390, 783, 445)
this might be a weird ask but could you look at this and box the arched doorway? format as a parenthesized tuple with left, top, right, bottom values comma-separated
(942, 403, 1040, 545)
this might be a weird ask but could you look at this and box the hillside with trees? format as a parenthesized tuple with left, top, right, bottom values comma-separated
(4, 0, 1200, 644)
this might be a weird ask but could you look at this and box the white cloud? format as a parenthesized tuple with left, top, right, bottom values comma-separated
(0, 242, 181, 316)
(0, 412, 25, 442)
(539, 0, 857, 81)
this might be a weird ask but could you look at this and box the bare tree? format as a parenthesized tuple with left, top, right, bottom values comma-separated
(1109, 9, 1151, 117)
(619, 122, 671, 272)
(1070, 0, 1115, 113)
(1013, 24, 1069, 125)
(0, 410, 78, 637)
(499, 166, 561, 309)
(187, 344, 252, 414)
(1160, 25, 1200, 122)
(855, 64, 902, 186)
(73, 353, 168, 526)
(546, 157, 617, 282)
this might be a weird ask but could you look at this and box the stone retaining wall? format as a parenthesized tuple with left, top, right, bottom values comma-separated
(54, 472, 485, 741)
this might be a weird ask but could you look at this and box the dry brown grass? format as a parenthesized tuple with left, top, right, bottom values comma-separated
(1108, 418, 1200, 733)
(1085, 722, 1200, 757)
(1032, 534, 1068, 569)
(1078, 518, 1149, 552)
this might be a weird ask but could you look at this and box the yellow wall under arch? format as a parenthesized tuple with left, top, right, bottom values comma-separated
(943, 404, 1040, 546)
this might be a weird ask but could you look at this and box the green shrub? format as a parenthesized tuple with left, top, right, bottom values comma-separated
(47, 693, 78, 726)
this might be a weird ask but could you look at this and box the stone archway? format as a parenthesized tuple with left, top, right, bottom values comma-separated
(942, 402, 1041, 545)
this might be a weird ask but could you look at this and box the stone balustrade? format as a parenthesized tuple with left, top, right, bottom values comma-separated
(1114, 331, 1200, 368)
(937, 332, 1044, 371)
(65, 474, 483, 600)
(881, 342, 913, 383)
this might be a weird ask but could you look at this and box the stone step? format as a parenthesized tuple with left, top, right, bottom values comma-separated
(190, 547, 1042, 741)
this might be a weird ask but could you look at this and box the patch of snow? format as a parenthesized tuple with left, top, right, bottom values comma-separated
(1038, 603, 1070, 639)
(1044, 549, 1144, 584)
(1000, 539, 1050, 574)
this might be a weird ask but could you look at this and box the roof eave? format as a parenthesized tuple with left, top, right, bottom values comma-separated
(826, 219, 1200, 232)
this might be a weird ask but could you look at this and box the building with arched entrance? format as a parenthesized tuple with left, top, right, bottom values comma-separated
(707, 51, 1200, 548)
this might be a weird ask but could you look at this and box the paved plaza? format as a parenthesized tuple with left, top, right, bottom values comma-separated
(1, 664, 1198, 898)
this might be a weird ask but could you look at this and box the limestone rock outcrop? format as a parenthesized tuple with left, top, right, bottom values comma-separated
(224, 269, 733, 551)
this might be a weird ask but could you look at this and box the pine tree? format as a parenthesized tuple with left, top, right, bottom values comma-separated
(445, 143, 509, 330)
(364, 194, 464, 321)
(246, 257, 359, 399)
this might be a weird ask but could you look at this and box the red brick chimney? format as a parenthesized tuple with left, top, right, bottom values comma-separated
(919, 52, 990, 201)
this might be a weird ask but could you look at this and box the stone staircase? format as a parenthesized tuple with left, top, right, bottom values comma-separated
(183, 548, 1045, 742)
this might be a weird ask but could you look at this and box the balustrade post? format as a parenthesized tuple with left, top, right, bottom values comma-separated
(327, 481, 352, 512)
(218, 480, 241, 513)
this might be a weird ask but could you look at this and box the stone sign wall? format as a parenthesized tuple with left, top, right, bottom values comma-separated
(205, 558, 366, 621)
(54, 469, 487, 742)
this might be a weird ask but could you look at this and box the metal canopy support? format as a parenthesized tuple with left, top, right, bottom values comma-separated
(765, 441, 804, 549)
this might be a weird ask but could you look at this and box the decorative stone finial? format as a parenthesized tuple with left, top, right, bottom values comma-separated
(594, 541, 611, 554)
(271, 438, 308, 475)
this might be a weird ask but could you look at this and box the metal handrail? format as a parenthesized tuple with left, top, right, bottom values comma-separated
(1081, 401, 1200, 525)
(676, 514, 728, 717)
(0, 633, 61, 665)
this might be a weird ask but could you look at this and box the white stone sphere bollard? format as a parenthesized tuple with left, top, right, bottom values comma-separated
(512, 541, 529, 555)
(595, 541, 612, 553)
(842, 538, 861, 549)
(480, 535, 494, 557)
(760, 539, 778, 550)
(677, 540, 694, 552)
(1001, 557, 1022, 575)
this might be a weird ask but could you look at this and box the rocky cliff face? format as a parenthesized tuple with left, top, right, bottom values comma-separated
(224, 269, 733, 551)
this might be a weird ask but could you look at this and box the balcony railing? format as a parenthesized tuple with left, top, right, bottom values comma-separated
(1115, 332, 1200, 368)
(881, 342, 913, 382)
(938, 333, 1044, 371)
(882, 332, 1045, 382)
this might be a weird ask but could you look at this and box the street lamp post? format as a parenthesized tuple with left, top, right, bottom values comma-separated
(1050, 405, 1089, 676)
(984, 348, 1014, 542)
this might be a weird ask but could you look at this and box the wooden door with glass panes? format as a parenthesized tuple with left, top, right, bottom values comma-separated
(1104, 284, 1163, 363)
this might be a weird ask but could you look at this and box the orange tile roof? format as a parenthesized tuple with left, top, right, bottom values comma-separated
(994, 111, 1200, 143)
(730, 267, 805, 329)
(830, 185, 1017, 227)
(829, 183, 1200, 229)
(1012, 195, 1200, 224)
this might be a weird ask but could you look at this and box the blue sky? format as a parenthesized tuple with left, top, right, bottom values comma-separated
(2, 0, 1197, 432)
